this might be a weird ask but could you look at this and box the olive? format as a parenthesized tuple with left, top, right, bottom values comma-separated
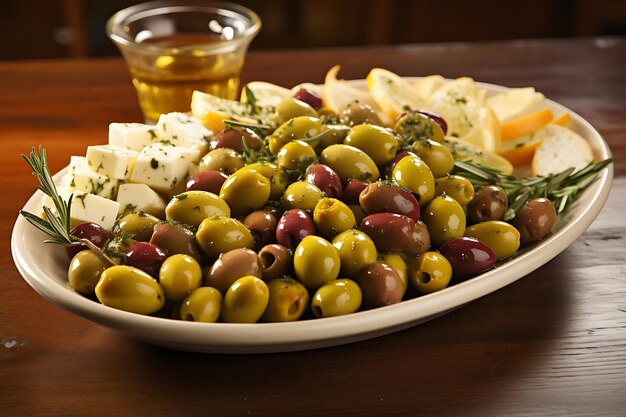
(165, 190, 231, 228)
(149, 222, 203, 264)
(275, 208, 316, 249)
(341, 179, 369, 205)
(280, 180, 324, 213)
(386, 150, 417, 177)
(344, 124, 399, 166)
(319, 125, 350, 149)
(464, 220, 521, 260)
(379, 253, 408, 295)
(396, 109, 448, 135)
(409, 252, 453, 294)
(293, 87, 323, 110)
(259, 244, 293, 280)
(405, 220, 431, 256)
(198, 148, 244, 175)
(434, 175, 475, 207)
(222, 276, 269, 323)
(219, 169, 271, 216)
(320, 144, 380, 183)
(121, 241, 167, 278)
(113, 212, 160, 242)
(467, 185, 508, 224)
(243, 209, 279, 250)
(311, 279, 362, 318)
(313, 198, 356, 239)
(185, 170, 229, 194)
(516, 198, 557, 245)
(392, 154, 435, 206)
(440, 237, 496, 279)
(180, 287, 222, 323)
(356, 261, 404, 308)
(304, 164, 343, 198)
(339, 100, 382, 126)
(68, 250, 107, 295)
(422, 195, 466, 247)
(240, 162, 288, 200)
(331, 229, 378, 276)
(158, 254, 202, 302)
(348, 204, 367, 226)
(196, 216, 255, 258)
(359, 181, 421, 222)
(276, 97, 318, 124)
(412, 139, 455, 178)
(95, 265, 165, 314)
(205, 248, 263, 294)
(262, 277, 310, 322)
(103, 234, 136, 263)
(293, 235, 340, 290)
(393, 111, 445, 143)
(359, 212, 416, 253)
(268, 116, 326, 154)
(276, 140, 317, 172)
(66, 222, 109, 260)
(210, 126, 262, 153)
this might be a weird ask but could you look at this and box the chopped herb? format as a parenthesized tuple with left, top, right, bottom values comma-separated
(150, 158, 159, 169)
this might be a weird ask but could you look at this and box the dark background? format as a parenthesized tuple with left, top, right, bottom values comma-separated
(2, 0, 626, 60)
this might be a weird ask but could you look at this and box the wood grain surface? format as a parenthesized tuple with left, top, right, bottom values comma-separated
(1, 37, 625, 416)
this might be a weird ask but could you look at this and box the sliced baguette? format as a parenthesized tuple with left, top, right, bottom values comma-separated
(532, 124, 593, 176)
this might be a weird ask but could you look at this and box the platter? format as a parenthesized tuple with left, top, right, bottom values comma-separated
(11, 80, 613, 353)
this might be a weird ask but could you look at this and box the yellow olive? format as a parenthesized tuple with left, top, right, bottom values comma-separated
(199, 148, 244, 174)
(331, 229, 377, 276)
(392, 155, 435, 206)
(434, 175, 475, 206)
(159, 254, 203, 302)
(412, 139, 455, 177)
(294, 235, 341, 290)
(219, 169, 271, 216)
(262, 278, 310, 322)
(394, 112, 445, 143)
(268, 116, 327, 154)
(165, 190, 231, 227)
(113, 212, 160, 241)
(276, 140, 317, 171)
(280, 180, 324, 213)
(196, 216, 255, 258)
(422, 195, 466, 247)
(180, 287, 222, 323)
(320, 144, 380, 183)
(380, 253, 408, 296)
(319, 124, 350, 148)
(311, 279, 362, 318)
(222, 276, 269, 323)
(239, 162, 288, 200)
(464, 220, 521, 260)
(276, 97, 318, 124)
(409, 251, 453, 294)
(95, 265, 165, 315)
(344, 124, 399, 166)
(68, 250, 107, 295)
(313, 198, 356, 239)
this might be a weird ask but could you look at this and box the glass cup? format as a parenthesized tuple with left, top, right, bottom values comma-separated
(106, 1, 261, 123)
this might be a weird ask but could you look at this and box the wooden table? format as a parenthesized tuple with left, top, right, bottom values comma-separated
(1, 37, 625, 416)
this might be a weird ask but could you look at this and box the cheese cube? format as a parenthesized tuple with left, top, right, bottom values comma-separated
(156, 112, 211, 160)
(129, 143, 190, 192)
(40, 186, 74, 218)
(70, 192, 120, 231)
(72, 165, 119, 199)
(117, 183, 166, 217)
(109, 123, 159, 151)
(86, 144, 138, 180)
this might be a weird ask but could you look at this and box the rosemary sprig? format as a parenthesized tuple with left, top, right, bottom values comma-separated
(453, 158, 613, 221)
(224, 119, 271, 134)
(245, 85, 259, 115)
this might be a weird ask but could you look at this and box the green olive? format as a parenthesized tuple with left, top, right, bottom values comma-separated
(199, 148, 244, 174)
(165, 190, 231, 227)
(219, 169, 271, 216)
(221, 276, 269, 323)
(344, 124, 399, 166)
(465, 220, 521, 260)
(95, 265, 165, 314)
(311, 279, 362, 318)
(196, 216, 255, 258)
(68, 250, 107, 295)
(280, 180, 324, 213)
(380, 253, 408, 296)
(320, 144, 380, 183)
(409, 251, 453, 294)
(180, 287, 222, 323)
(319, 124, 350, 149)
(393, 112, 445, 143)
(276, 140, 317, 172)
(422, 195, 466, 247)
(331, 229, 377, 276)
(276, 97, 318, 124)
(268, 116, 326, 154)
(262, 277, 310, 322)
(294, 235, 341, 290)
(113, 212, 160, 241)
(392, 155, 435, 206)
(159, 254, 203, 302)
(239, 162, 288, 200)
(313, 198, 356, 239)
(434, 175, 475, 206)
(412, 139, 455, 177)
(339, 101, 382, 126)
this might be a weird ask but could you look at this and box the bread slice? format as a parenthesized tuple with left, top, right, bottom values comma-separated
(532, 124, 593, 176)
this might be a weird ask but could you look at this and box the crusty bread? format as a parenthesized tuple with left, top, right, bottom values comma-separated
(532, 124, 593, 176)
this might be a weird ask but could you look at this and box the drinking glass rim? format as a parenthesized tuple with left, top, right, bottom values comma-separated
(106, 0, 262, 53)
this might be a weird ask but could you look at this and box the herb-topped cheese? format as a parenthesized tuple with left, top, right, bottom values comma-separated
(129, 143, 190, 192)
(86, 144, 138, 180)
(108, 123, 159, 152)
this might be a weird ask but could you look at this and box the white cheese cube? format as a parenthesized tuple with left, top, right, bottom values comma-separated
(156, 112, 211, 160)
(117, 183, 166, 217)
(86, 144, 138, 180)
(129, 143, 190, 192)
(109, 123, 159, 152)
(72, 165, 119, 199)
(70, 192, 120, 231)
(69, 156, 87, 175)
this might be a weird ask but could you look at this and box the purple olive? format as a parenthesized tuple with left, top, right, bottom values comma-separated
(516, 198, 557, 245)
(386, 151, 417, 177)
(305, 164, 343, 198)
(275, 209, 316, 249)
(358, 213, 416, 253)
(405, 220, 431, 257)
(243, 209, 279, 250)
(259, 244, 293, 280)
(396, 110, 448, 135)
(359, 181, 420, 222)
(185, 170, 229, 193)
(356, 261, 404, 308)
(293, 88, 323, 110)
(149, 222, 203, 263)
(439, 237, 496, 279)
(210, 127, 263, 153)
(122, 241, 167, 278)
(205, 248, 262, 294)
(65, 222, 109, 260)
(341, 179, 369, 205)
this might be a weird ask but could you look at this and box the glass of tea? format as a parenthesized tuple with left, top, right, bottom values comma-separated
(106, 1, 261, 123)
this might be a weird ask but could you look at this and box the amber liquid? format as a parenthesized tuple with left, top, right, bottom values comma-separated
(130, 34, 243, 123)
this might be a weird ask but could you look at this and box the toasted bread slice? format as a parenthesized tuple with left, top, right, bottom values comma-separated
(532, 124, 593, 176)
